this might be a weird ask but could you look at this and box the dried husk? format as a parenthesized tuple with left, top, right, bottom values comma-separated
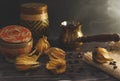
(36, 36, 50, 53)
(15, 53, 41, 71)
(45, 47, 66, 60)
(46, 59, 66, 74)
(93, 47, 113, 64)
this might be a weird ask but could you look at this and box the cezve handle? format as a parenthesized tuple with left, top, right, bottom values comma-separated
(76, 33, 120, 43)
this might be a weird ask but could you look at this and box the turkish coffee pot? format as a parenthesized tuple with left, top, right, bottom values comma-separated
(59, 20, 83, 50)
(59, 20, 120, 50)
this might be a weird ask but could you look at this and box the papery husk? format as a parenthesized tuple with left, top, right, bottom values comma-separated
(15, 53, 41, 71)
(36, 36, 50, 53)
(46, 59, 66, 74)
(45, 47, 66, 60)
(93, 47, 113, 64)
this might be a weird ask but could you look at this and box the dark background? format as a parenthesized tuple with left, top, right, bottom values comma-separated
(0, 1, 120, 81)
(0, 0, 120, 40)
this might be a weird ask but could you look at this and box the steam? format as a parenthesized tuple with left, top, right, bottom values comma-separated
(106, 0, 120, 33)
(107, 0, 120, 20)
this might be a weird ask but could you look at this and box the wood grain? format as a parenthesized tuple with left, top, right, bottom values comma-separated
(83, 51, 120, 80)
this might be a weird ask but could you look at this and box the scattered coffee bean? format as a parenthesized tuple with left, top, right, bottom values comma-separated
(69, 69, 73, 72)
(113, 65, 117, 70)
(74, 60, 79, 64)
(109, 61, 116, 65)
(68, 60, 74, 64)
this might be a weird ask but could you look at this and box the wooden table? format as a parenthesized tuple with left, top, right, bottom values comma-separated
(0, 41, 119, 81)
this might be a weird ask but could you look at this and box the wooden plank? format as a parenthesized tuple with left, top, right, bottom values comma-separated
(83, 51, 120, 80)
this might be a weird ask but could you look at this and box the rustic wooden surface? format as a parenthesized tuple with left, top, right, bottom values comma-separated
(83, 51, 120, 80)
(0, 0, 120, 80)
(0, 41, 119, 81)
